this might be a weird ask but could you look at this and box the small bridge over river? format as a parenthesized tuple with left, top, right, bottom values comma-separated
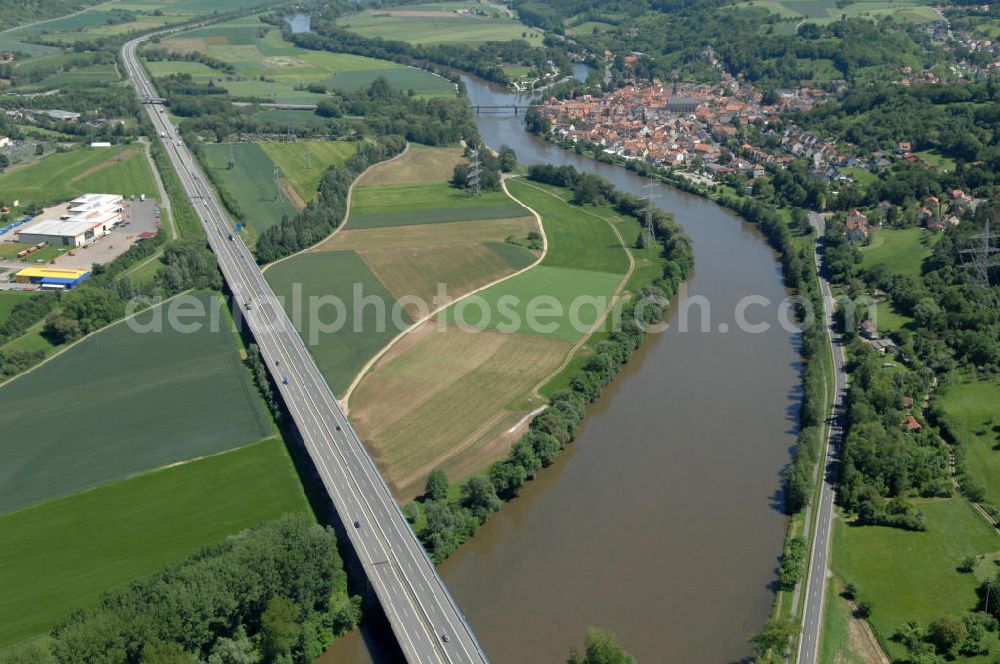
(468, 104, 534, 115)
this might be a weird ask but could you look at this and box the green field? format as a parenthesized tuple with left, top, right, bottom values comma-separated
(443, 265, 624, 341)
(154, 17, 454, 102)
(916, 150, 958, 173)
(0, 147, 158, 208)
(842, 166, 878, 186)
(260, 141, 358, 203)
(0, 293, 271, 514)
(265, 250, 411, 395)
(939, 378, 1000, 505)
(872, 298, 914, 334)
(832, 499, 1000, 661)
(0, 291, 36, 327)
(440, 178, 628, 342)
(349, 183, 526, 228)
(0, 438, 309, 646)
(510, 180, 630, 275)
(202, 143, 298, 235)
(860, 227, 938, 278)
(338, 3, 543, 46)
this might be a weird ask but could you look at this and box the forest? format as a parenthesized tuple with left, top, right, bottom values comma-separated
(514, 0, 939, 89)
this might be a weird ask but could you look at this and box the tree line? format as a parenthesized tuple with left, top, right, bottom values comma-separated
(0, 514, 361, 664)
(253, 135, 405, 264)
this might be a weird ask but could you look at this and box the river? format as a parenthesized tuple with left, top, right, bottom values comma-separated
(321, 72, 800, 664)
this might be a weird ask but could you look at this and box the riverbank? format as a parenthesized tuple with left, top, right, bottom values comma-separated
(525, 125, 837, 660)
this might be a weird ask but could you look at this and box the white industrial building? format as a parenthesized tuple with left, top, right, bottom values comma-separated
(17, 194, 125, 247)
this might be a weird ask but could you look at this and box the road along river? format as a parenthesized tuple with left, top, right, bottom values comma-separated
(321, 72, 801, 664)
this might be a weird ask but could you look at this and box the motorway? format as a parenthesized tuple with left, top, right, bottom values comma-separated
(122, 32, 489, 664)
(797, 212, 849, 664)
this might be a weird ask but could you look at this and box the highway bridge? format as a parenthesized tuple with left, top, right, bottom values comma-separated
(122, 32, 489, 664)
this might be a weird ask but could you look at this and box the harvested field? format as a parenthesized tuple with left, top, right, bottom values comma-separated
(318, 217, 537, 316)
(349, 325, 570, 498)
(357, 145, 465, 187)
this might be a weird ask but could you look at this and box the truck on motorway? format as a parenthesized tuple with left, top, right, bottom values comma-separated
(159, 131, 166, 138)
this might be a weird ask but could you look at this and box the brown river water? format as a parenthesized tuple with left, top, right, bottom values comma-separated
(320, 70, 801, 664)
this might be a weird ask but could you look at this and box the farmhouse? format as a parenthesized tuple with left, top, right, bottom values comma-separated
(13, 266, 91, 289)
(17, 194, 124, 247)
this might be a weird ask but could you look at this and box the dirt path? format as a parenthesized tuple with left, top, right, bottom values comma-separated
(141, 138, 175, 239)
(279, 178, 306, 211)
(70, 147, 138, 183)
(340, 174, 548, 411)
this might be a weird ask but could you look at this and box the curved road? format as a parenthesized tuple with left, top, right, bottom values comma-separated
(797, 212, 849, 664)
(122, 31, 489, 664)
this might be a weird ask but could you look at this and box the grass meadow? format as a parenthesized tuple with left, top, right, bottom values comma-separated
(860, 227, 939, 278)
(260, 140, 358, 204)
(0, 438, 309, 646)
(832, 499, 1000, 662)
(329, 218, 537, 317)
(202, 143, 298, 235)
(735, 0, 938, 23)
(0, 293, 272, 514)
(0, 147, 158, 208)
(939, 378, 1000, 505)
(440, 179, 629, 341)
(356, 145, 464, 187)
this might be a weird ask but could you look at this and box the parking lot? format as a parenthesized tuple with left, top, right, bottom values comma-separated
(0, 198, 161, 275)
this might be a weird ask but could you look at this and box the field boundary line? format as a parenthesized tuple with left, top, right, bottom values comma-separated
(513, 179, 634, 402)
(0, 289, 193, 390)
(340, 173, 548, 411)
(0, 435, 281, 519)
(260, 142, 412, 274)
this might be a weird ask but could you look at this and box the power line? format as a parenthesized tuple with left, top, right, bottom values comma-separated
(466, 149, 482, 198)
(960, 215, 1000, 289)
(641, 175, 659, 245)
